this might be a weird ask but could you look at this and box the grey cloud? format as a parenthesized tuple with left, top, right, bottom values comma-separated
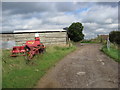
(78, 3, 118, 39)
(55, 2, 77, 12)
(55, 2, 91, 12)
(2, 2, 92, 15)
(96, 2, 118, 7)
(2, 2, 56, 14)
(80, 5, 118, 24)
(2, 2, 118, 39)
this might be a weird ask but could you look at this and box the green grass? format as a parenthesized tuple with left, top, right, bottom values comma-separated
(2, 45, 76, 88)
(101, 45, 120, 62)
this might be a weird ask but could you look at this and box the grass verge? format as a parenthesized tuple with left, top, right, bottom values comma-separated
(101, 45, 120, 62)
(2, 45, 76, 88)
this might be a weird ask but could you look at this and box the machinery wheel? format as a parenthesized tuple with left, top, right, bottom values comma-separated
(42, 48, 46, 53)
(39, 48, 46, 54)
(25, 51, 33, 60)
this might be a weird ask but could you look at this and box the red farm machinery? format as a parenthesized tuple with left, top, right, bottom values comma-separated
(11, 33, 46, 60)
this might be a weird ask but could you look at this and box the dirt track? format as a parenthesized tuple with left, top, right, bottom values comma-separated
(35, 44, 118, 88)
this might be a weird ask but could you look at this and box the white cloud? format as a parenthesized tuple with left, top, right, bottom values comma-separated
(96, 28, 105, 32)
(47, 15, 77, 24)
(2, 2, 118, 39)
(105, 18, 113, 24)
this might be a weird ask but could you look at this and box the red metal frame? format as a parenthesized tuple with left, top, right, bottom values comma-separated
(11, 36, 46, 59)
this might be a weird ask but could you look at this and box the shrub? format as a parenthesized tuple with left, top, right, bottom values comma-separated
(109, 31, 120, 45)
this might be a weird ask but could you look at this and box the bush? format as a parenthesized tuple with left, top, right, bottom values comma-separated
(109, 31, 120, 45)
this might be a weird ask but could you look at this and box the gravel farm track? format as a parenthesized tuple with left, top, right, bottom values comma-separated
(35, 44, 118, 88)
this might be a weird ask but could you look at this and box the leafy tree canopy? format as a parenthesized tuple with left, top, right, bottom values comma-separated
(67, 22, 84, 42)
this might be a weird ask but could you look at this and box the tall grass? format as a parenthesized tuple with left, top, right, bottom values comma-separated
(101, 45, 120, 62)
(2, 45, 76, 88)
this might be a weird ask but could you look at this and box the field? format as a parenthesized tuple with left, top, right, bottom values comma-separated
(101, 44, 120, 62)
(2, 45, 76, 88)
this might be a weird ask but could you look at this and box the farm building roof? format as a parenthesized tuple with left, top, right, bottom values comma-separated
(98, 35, 109, 40)
(14, 29, 66, 34)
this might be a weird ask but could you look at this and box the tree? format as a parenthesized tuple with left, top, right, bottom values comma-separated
(67, 22, 84, 42)
(109, 31, 120, 45)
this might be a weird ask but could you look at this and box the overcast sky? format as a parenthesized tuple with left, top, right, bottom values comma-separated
(2, 2, 118, 39)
